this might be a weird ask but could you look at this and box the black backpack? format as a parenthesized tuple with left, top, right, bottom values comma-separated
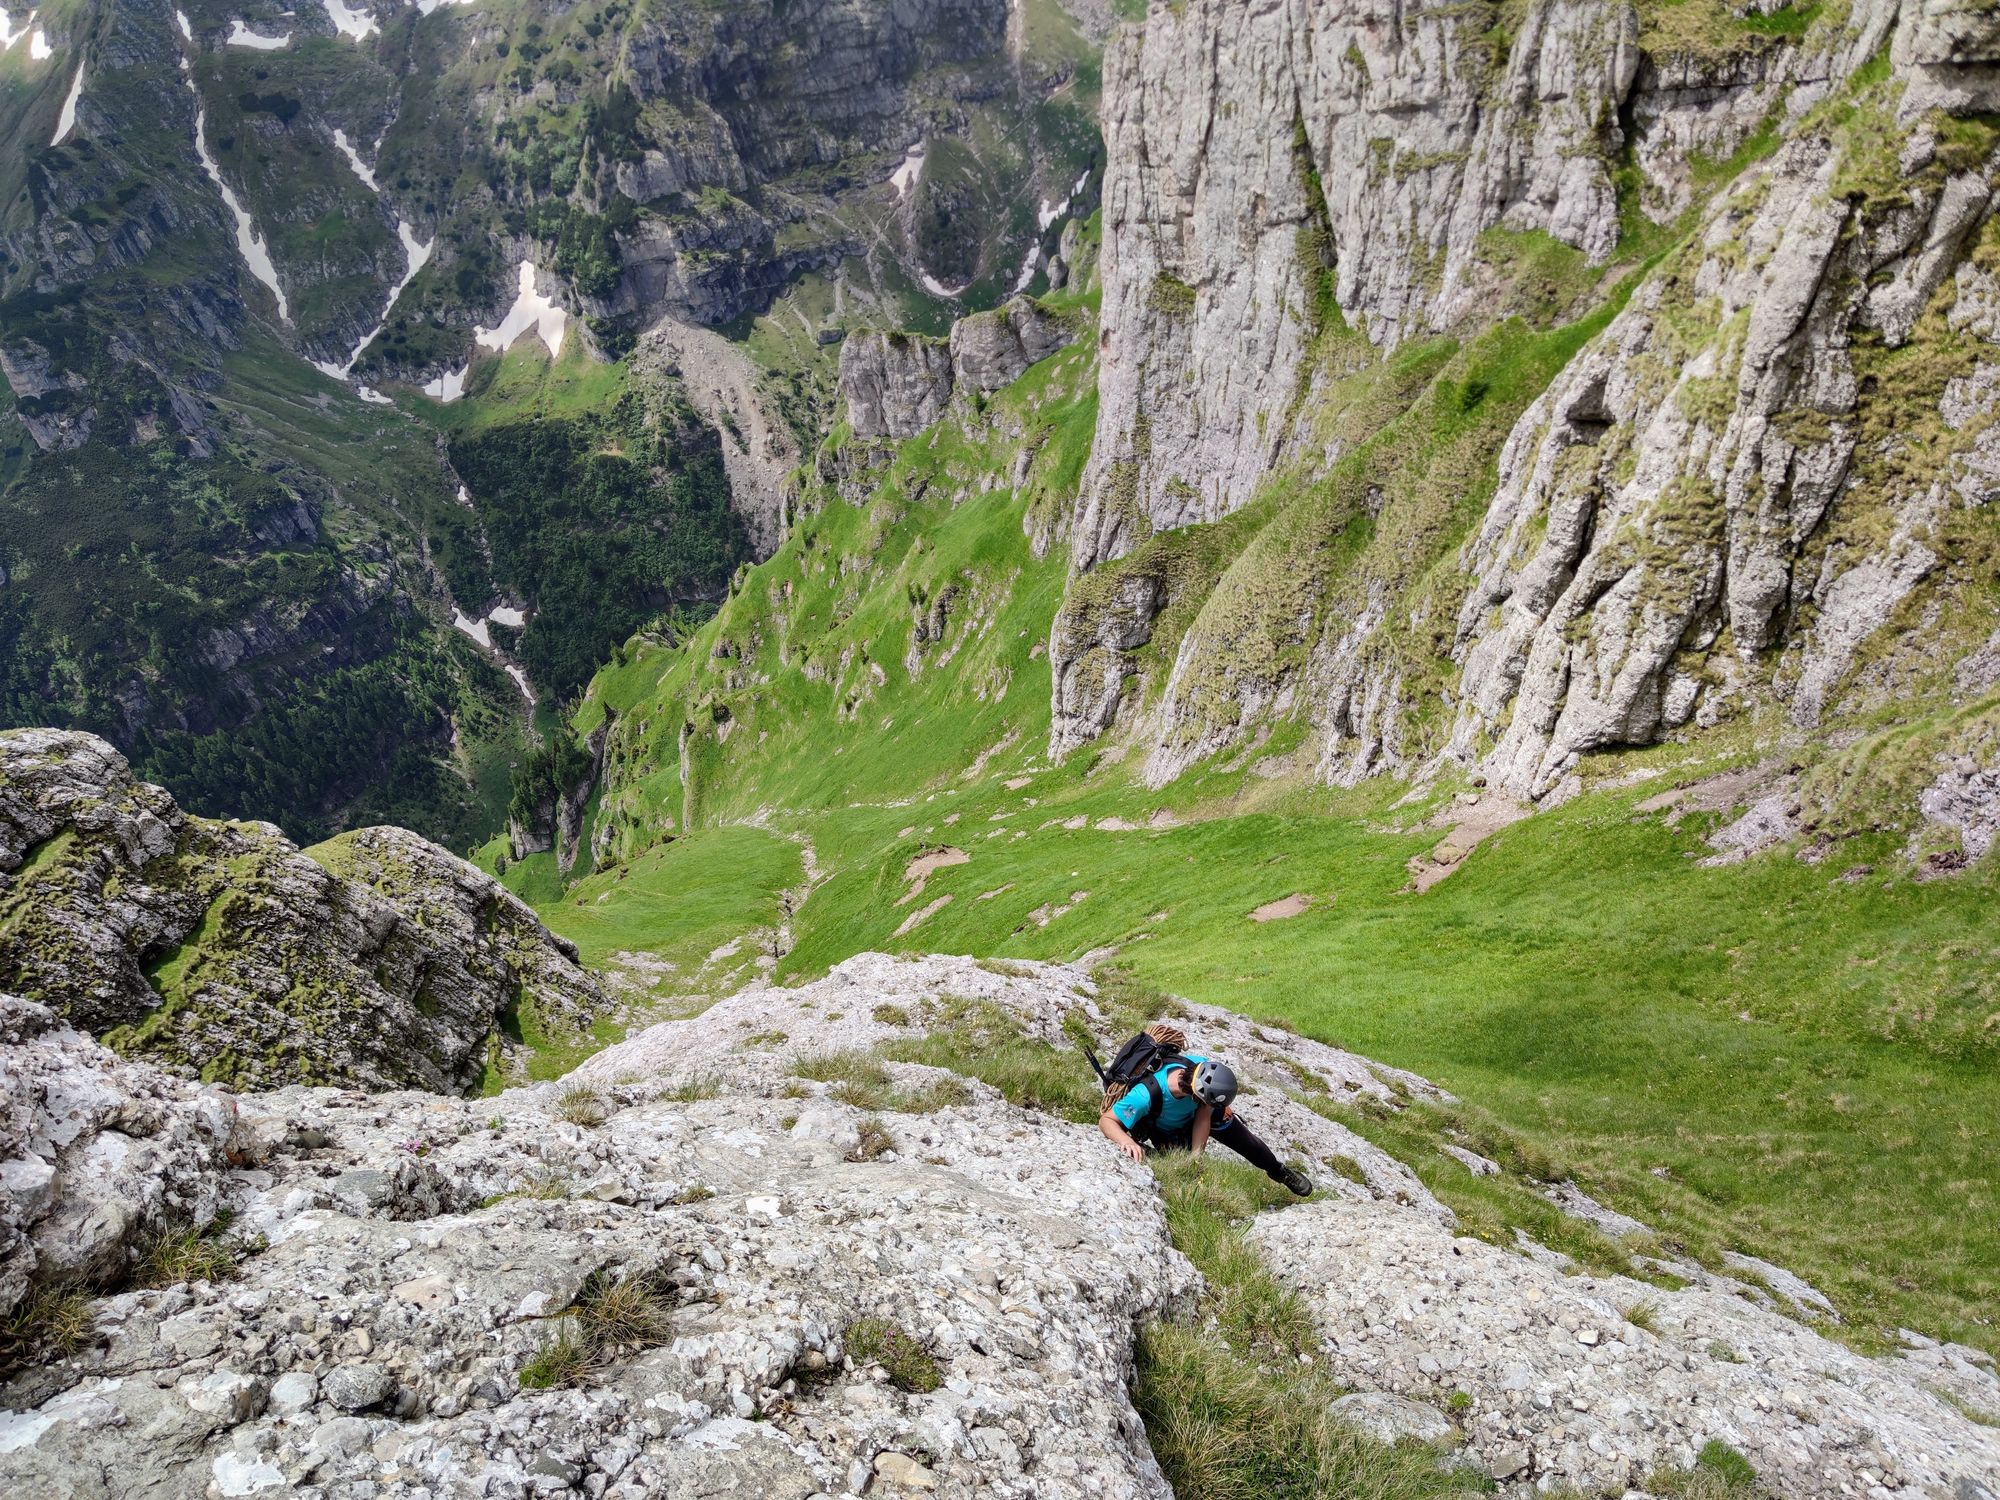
(1087, 1031, 1193, 1130)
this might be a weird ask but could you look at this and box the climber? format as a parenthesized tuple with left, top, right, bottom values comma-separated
(1093, 1024, 1313, 1196)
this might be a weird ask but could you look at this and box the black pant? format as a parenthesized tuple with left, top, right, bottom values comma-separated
(1141, 1111, 1286, 1181)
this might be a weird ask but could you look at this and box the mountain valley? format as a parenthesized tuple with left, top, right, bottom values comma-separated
(2, 0, 1999, 1493)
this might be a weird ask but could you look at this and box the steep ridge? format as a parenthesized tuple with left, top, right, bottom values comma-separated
(0, 728, 607, 1091)
(1, 955, 1995, 1496)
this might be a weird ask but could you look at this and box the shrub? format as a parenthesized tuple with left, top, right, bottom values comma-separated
(844, 1316, 942, 1393)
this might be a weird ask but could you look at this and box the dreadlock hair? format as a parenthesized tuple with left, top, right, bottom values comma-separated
(1102, 1022, 1192, 1109)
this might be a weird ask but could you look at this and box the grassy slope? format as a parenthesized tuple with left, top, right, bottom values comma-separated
(509, 267, 2000, 1359)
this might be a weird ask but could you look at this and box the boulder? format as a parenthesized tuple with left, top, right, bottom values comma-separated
(0, 729, 607, 1093)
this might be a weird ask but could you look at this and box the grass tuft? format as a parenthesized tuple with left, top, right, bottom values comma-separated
(576, 1268, 674, 1353)
(134, 1221, 238, 1289)
(1137, 1157, 1476, 1500)
(659, 1075, 720, 1102)
(556, 1085, 610, 1126)
(844, 1316, 943, 1393)
(518, 1327, 595, 1390)
(1, 1283, 94, 1373)
(849, 1117, 895, 1162)
(884, 999, 1099, 1122)
(1643, 1439, 1765, 1496)
(517, 1265, 678, 1390)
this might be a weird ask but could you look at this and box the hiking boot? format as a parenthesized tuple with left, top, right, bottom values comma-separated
(1280, 1166, 1313, 1197)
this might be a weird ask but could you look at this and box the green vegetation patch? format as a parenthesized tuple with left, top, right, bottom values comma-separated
(1137, 1156, 1478, 1500)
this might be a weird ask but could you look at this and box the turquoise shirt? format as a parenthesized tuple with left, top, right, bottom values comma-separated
(1110, 1053, 1208, 1133)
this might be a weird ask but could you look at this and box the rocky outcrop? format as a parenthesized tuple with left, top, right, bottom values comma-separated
(1254, 1196, 2000, 1495)
(0, 730, 607, 1093)
(2, 952, 1995, 1498)
(947, 298, 1077, 394)
(840, 298, 1078, 440)
(0, 994, 253, 1320)
(838, 330, 955, 440)
(634, 319, 799, 559)
(0, 960, 1199, 1500)
(1449, 108, 2000, 798)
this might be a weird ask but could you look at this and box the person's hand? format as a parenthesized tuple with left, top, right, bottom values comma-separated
(1119, 1138, 1144, 1163)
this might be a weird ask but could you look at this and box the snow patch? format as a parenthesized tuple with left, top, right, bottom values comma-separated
(890, 144, 924, 199)
(487, 605, 525, 628)
(225, 19, 290, 47)
(174, 8, 191, 38)
(476, 261, 565, 357)
(450, 610, 492, 649)
(317, 133, 435, 381)
(181, 55, 289, 321)
(1011, 242, 1041, 294)
(357, 385, 392, 405)
(425, 366, 467, 402)
(1037, 195, 1070, 233)
(331, 127, 377, 190)
(919, 271, 967, 299)
(322, 0, 376, 39)
(50, 58, 83, 144)
(29, 25, 51, 61)
(0, 9, 39, 51)
(505, 664, 535, 702)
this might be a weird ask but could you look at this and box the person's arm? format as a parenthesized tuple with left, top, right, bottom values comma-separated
(1189, 1100, 1213, 1157)
(1100, 1109, 1146, 1163)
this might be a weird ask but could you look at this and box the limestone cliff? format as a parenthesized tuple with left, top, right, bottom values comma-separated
(1045, 0, 2000, 826)
(838, 297, 1079, 441)
(0, 729, 607, 1092)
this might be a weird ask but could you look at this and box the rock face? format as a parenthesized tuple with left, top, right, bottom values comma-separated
(1074, 0, 1665, 574)
(0, 730, 606, 1093)
(1449, 116, 2000, 798)
(1048, 0, 2000, 812)
(2, 952, 1995, 1499)
(838, 331, 956, 440)
(1253, 1197, 2000, 1496)
(839, 299, 1078, 441)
